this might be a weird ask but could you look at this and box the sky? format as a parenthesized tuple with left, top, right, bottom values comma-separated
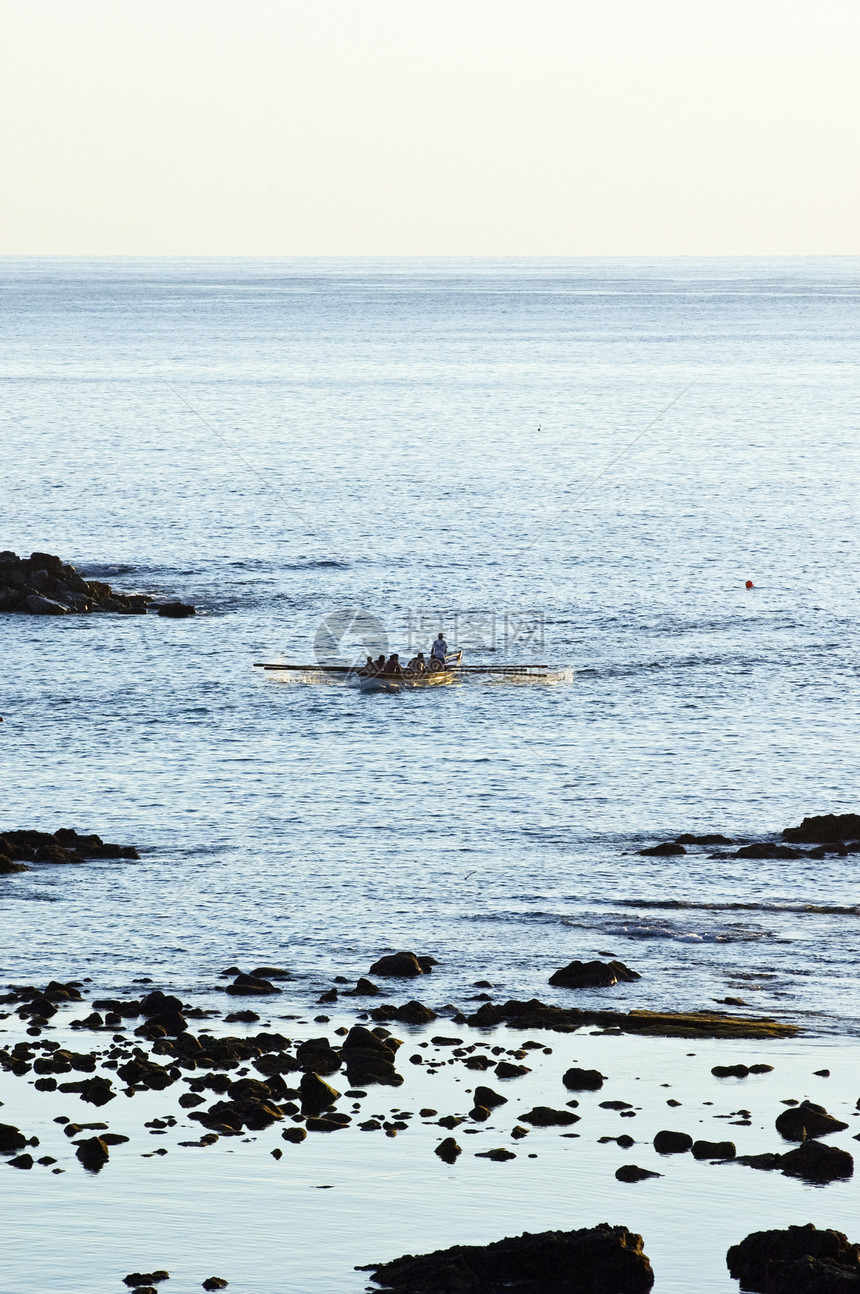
(0, 0, 858, 255)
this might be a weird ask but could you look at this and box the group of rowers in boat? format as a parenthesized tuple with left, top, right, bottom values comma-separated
(357, 633, 454, 678)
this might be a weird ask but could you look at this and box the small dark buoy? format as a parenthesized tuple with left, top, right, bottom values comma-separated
(745, 580, 754, 589)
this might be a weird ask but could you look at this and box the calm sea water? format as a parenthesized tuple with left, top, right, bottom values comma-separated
(2, 256, 860, 1035)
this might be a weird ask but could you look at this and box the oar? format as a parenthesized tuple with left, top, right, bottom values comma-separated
(253, 663, 356, 672)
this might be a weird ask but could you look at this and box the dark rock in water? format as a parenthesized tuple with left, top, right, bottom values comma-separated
(299, 1072, 340, 1113)
(369, 951, 435, 978)
(563, 1067, 606, 1091)
(780, 1141, 854, 1183)
(250, 966, 291, 980)
(342, 1025, 402, 1087)
(224, 1010, 259, 1023)
(653, 1130, 692, 1154)
(495, 1061, 531, 1080)
(615, 1165, 661, 1182)
(549, 960, 640, 989)
(734, 843, 803, 860)
(139, 990, 183, 1017)
(156, 602, 196, 618)
(521, 1106, 580, 1127)
(359, 1222, 655, 1292)
(692, 1140, 736, 1160)
(726, 1223, 860, 1291)
(296, 1037, 342, 1075)
(345, 977, 382, 996)
(75, 1136, 110, 1172)
(435, 1137, 462, 1163)
(0, 1123, 28, 1155)
(476, 1147, 516, 1161)
(638, 842, 686, 856)
(202, 1281, 229, 1291)
(465, 997, 797, 1039)
(783, 813, 860, 845)
(393, 1000, 437, 1024)
(776, 1101, 849, 1142)
(123, 1273, 170, 1287)
(0, 551, 153, 615)
(225, 973, 281, 997)
(8, 1153, 34, 1170)
(0, 827, 139, 871)
(675, 834, 734, 846)
(282, 1126, 307, 1144)
(474, 1085, 507, 1110)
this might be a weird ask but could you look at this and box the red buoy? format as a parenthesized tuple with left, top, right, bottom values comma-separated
(745, 580, 754, 589)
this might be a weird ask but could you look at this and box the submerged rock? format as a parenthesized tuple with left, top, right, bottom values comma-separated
(727, 1223, 860, 1291)
(369, 952, 436, 978)
(549, 960, 640, 990)
(615, 1165, 661, 1183)
(359, 1223, 655, 1292)
(638, 842, 686, 856)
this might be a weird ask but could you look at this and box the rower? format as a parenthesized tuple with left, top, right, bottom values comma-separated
(361, 655, 376, 675)
(407, 651, 426, 673)
(375, 654, 386, 673)
(385, 652, 403, 676)
(430, 632, 448, 664)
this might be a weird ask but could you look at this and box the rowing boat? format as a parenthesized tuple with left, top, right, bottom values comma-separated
(253, 653, 553, 689)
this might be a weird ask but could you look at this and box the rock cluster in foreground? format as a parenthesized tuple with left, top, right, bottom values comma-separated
(727, 1223, 860, 1291)
(359, 1223, 654, 1293)
(0, 829, 140, 874)
(0, 551, 151, 615)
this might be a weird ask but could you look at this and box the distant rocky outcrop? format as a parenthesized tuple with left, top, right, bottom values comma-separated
(0, 551, 153, 615)
(0, 829, 139, 874)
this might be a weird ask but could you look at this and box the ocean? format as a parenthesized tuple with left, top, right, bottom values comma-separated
(2, 257, 860, 1292)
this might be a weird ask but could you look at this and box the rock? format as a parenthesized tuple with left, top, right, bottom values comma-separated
(393, 1001, 438, 1024)
(8, 1154, 34, 1169)
(495, 1061, 531, 1080)
(435, 1137, 461, 1163)
(549, 960, 641, 989)
(358, 1223, 655, 1292)
(139, 990, 183, 1017)
(123, 1274, 169, 1287)
(520, 1106, 580, 1127)
(780, 1140, 854, 1183)
(692, 1140, 736, 1160)
(225, 973, 281, 997)
(282, 1126, 307, 1144)
(305, 1115, 349, 1132)
(734, 843, 803, 860)
(473, 1085, 507, 1110)
(23, 593, 70, 615)
(653, 1130, 693, 1154)
(369, 951, 434, 978)
(776, 1101, 849, 1142)
(0, 551, 154, 616)
(712, 1064, 751, 1078)
(783, 814, 860, 845)
(346, 978, 382, 996)
(615, 1165, 661, 1182)
(727, 1223, 860, 1291)
(202, 1281, 228, 1291)
(299, 1072, 340, 1113)
(465, 997, 797, 1039)
(562, 1067, 606, 1091)
(75, 1136, 110, 1172)
(638, 842, 686, 856)
(0, 1123, 28, 1155)
(157, 603, 196, 618)
(476, 1148, 516, 1161)
(675, 834, 733, 845)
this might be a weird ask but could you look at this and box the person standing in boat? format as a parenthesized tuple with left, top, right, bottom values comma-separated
(430, 632, 448, 667)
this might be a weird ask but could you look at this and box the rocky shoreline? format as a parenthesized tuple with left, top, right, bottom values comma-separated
(0, 551, 195, 616)
(0, 828, 139, 874)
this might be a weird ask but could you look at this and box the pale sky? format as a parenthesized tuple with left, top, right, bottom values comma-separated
(1, 0, 858, 255)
